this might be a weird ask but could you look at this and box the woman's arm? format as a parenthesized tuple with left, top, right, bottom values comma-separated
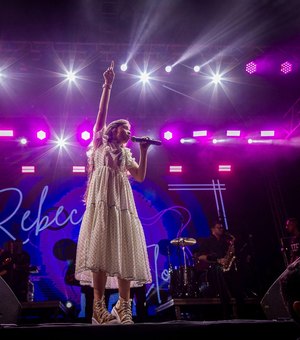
(128, 142, 150, 182)
(94, 61, 115, 133)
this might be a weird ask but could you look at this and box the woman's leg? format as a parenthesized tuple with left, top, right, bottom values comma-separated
(118, 277, 131, 300)
(92, 271, 117, 324)
(93, 270, 107, 300)
(111, 277, 134, 324)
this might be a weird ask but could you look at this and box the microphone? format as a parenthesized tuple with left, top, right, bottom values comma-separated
(131, 136, 162, 146)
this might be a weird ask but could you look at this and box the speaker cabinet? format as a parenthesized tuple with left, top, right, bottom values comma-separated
(0, 277, 22, 324)
(260, 268, 291, 320)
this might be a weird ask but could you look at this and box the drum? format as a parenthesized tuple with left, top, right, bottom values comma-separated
(169, 265, 199, 298)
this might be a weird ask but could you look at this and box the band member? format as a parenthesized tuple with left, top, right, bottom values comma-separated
(284, 217, 300, 265)
(0, 240, 31, 302)
(0, 246, 11, 277)
(193, 220, 245, 319)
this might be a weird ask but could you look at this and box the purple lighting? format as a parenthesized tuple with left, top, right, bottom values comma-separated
(226, 130, 240, 137)
(218, 165, 231, 172)
(37, 130, 46, 140)
(193, 130, 207, 137)
(81, 130, 91, 141)
(22, 166, 35, 173)
(280, 61, 292, 74)
(260, 130, 275, 137)
(169, 165, 182, 173)
(163, 131, 173, 140)
(0, 129, 14, 137)
(72, 166, 86, 173)
(245, 61, 257, 74)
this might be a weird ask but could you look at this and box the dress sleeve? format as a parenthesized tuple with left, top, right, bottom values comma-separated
(124, 148, 138, 170)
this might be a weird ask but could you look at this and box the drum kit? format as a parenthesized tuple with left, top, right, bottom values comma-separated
(168, 237, 203, 298)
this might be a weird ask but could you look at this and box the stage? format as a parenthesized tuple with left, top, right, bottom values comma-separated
(1, 319, 300, 340)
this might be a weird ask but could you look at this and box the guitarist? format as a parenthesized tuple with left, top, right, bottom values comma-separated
(193, 220, 245, 319)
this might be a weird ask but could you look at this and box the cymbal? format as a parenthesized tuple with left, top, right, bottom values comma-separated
(170, 237, 196, 246)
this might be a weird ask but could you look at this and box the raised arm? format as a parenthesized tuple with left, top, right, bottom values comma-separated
(94, 61, 115, 133)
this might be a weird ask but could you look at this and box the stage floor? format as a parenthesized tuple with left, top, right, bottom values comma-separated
(1, 319, 300, 340)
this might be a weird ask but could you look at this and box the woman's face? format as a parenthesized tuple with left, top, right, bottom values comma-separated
(114, 123, 131, 144)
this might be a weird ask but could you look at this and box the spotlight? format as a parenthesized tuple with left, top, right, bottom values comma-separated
(226, 130, 241, 137)
(180, 138, 196, 144)
(248, 138, 253, 144)
(165, 65, 172, 73)
(56, 137, 67, 148)
(65, 70, 77, 82)
(139, 71, 150, 84)
(72, 166, 86, 173)
(169, 165, 182, 173)
(81, 131, 91, 141)
(193, 65, 200, 73)
(211, 73, 222, 84)
(0, 129, 14, 137)
(193, 130, 207, 137)
(218, 165, 231, 172)
(37, 130, 46, 140)
(280, 61, 292, 74)
(260, 130, 275, 137)
(120, 63, 128, 72)
(20, 138, 28, 145)
(245, 61, 257, 74)
(22, 166, 35, 173)
(65, 301, 73, 309)
(163, 131, 173, 140)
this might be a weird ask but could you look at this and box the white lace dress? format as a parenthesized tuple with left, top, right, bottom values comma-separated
(75, 129, 152, 288)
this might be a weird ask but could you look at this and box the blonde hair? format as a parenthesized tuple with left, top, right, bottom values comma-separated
(83, 119, 130, 204)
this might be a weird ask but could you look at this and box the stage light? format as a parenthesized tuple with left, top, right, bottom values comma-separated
(218, 165, 231, 172)
(22, 166, 35, 173)
(280, 61, 292, 74)
(0, 129, 14, 137)
(226, 130, 241, 137)
(193, 65, 200, 73)
(245, 61, 257, 74)
(169, 165, 182, 173)
(163, 131, 173, 140)
(72, 166, 86, 173)
(20, 138, 28, 145)
(165, 65, 172, 73)
(193, 130, 207, 137)
(120, 63, 128, 72)
(260, 130, 275, 137)
(248, 138, 253, 144)
(139, 71, 150, 84)
(65, 301, 73, 309)
(212, 138, 218, 144)
(56, 137, 67, 148)
(37, 130, 46, 140)
(180, 138, 196, 144)
(81, 130, 91, 141)
(211, 73, 222, 84)
(65, 70, 77, 82)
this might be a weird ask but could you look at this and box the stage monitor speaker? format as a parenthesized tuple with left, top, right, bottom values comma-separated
(260, 267, 291, 320)
(0, 277, 22, 324)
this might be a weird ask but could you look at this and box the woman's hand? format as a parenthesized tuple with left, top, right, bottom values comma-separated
(103, 60, 115, 86)
(139, 137, 151, 152)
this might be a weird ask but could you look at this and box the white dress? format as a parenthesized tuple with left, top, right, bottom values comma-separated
(75, 129, 152, 288)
